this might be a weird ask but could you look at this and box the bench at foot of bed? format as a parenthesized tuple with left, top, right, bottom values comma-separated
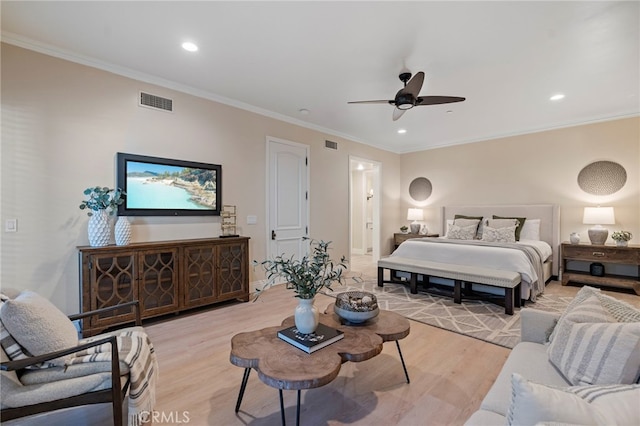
(377, 257, 522, 315)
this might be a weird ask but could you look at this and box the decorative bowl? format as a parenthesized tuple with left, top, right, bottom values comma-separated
(334, 291, 379, 324)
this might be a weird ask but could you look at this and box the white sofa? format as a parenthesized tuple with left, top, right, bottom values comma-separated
(465, 286, 640, 426)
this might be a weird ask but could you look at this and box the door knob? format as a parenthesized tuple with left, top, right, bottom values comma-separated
(271, 230, 276, 240)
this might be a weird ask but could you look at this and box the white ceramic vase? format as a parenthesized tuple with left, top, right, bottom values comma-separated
(569, 232, 580, 244)
(87, 210, 110, 247)
(114, 216, 132, 246)
(294, 298, 319, 334)
(616, 240, 628, 247)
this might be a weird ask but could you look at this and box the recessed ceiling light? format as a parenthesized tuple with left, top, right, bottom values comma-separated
(182, 42, 198, 52)
(299, 108, 310, 115)
(550, 93, 565, 101)
(397, 129, 407, 134)
(357, 164, 364, 171)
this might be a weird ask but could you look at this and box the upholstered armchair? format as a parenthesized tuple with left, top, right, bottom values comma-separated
(0, 291, 153, 426)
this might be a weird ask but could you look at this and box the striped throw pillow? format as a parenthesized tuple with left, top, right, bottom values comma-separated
(547, 294, 640, 385)
(507, 373, 640, 426)
(548, 285, 640, 342)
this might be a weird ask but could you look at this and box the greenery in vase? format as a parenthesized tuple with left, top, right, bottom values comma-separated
(611, 231, 633, 242)
(79, 186, 125, 216)
(400, 226, 408, 233)
(254, 238, 348, 300)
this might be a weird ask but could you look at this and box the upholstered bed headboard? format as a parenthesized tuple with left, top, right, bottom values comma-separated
(441, 204, 561, 277)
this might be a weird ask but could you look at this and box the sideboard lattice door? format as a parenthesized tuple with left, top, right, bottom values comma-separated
(88, 252, 137, 330)
(138, 248, 179, 317)
(217, 242, 247, 299)
(183, 245, 217, 308)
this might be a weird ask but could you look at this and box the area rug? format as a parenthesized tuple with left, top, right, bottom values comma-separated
(327, 279, 573, 349)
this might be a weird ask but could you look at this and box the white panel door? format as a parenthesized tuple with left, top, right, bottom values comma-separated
(267, 138, 309, 261)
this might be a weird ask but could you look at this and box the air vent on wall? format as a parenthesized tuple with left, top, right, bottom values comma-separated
(139, 92, 173, 112)
(325, 140, 338, 150)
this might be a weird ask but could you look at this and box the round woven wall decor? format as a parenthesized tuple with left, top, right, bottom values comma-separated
(577, 161, 626, 195)
(409, 177, 433, 201)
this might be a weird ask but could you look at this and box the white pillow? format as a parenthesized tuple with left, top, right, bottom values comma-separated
(520, 219, 541, 241)
(547, 294, 640, 385)
(506, 373, 640, 426)
(0, 291, 78, 366)
(446, 224, 477, 240)
(453, 218, 480, 228)
(445, 219, 454, 237)
(0, 294, 33, 363)
(486, 218, 518, 229)
(481, 225, 517, 243)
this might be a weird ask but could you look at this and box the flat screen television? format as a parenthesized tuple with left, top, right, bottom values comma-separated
(116, 152, 222, 216)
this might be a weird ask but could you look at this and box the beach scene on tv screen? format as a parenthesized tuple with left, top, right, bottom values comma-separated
(126, 161, 216, 210)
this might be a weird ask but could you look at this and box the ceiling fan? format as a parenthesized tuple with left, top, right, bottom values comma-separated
(348, 71, 465, 121)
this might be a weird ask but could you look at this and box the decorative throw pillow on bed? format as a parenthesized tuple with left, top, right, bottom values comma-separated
(520, 219, 541, 240)
(506, 373, 640, 426)
(452, 218, 480, 227)
(493, 215, 527, 241)
(481, 225, 517, 243)
(486, 218, 518, 229)
(454, 215, 483, 238)
(445, 219, 454, 237)
(547, 294, 640, 385)
(446, 224, 477, 240)
(0, 291, 78, 366)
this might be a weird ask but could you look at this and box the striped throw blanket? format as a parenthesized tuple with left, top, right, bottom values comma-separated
(67, 329, 158, 426)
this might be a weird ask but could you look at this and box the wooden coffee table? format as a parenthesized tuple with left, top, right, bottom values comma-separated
(230, 306, 410, 425)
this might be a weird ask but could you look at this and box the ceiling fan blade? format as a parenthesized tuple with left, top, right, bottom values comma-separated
(398, 71, 424, 97)
(416, 96, 466, 106)
(392, 108, 406, 121)
(347, 100, 394, 104)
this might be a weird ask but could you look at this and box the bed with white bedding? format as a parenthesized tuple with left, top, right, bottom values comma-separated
(389, 204, 560, 301)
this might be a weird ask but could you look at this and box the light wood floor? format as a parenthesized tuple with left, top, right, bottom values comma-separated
(10, 255, 640, 426)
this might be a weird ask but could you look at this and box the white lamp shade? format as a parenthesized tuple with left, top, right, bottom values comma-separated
(407, 208, 424, 221)
(583, 207, 615, 225)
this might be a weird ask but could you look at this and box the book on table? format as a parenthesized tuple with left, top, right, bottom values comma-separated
(277, 323, 344, 353)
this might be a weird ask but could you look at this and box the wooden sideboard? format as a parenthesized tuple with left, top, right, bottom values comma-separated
(78, 236, 250, 336)
(561, 242, 640, 295)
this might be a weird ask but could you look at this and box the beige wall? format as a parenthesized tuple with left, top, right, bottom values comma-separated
(400, 117, 640, 244)
(1, 44, 402, 313)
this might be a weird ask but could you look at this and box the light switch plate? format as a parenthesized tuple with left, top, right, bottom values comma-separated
(247, 215, 257, 225)
(5, 219, 17, 232)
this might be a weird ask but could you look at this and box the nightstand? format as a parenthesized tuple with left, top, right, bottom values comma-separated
(561, 242, 640, 295)
(393, 233, 439, 250)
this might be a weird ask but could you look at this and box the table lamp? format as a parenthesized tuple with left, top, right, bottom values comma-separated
(407, 208, 424, 234)
(583, 206, 615, 245)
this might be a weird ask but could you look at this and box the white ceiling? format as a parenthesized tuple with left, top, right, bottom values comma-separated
(2, 1, 639, 153)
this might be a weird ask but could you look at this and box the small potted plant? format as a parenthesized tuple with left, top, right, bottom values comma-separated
(400, 225, 409, 234)
(79, 186, 125, 247)
(79, 186, 124, 216)
(254, 238, 347, 334)
(611, 230, 633, 247)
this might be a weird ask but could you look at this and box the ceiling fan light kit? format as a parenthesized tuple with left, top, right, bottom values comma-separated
(396, 95, 414, 110)
(348, 71, 466, 121)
